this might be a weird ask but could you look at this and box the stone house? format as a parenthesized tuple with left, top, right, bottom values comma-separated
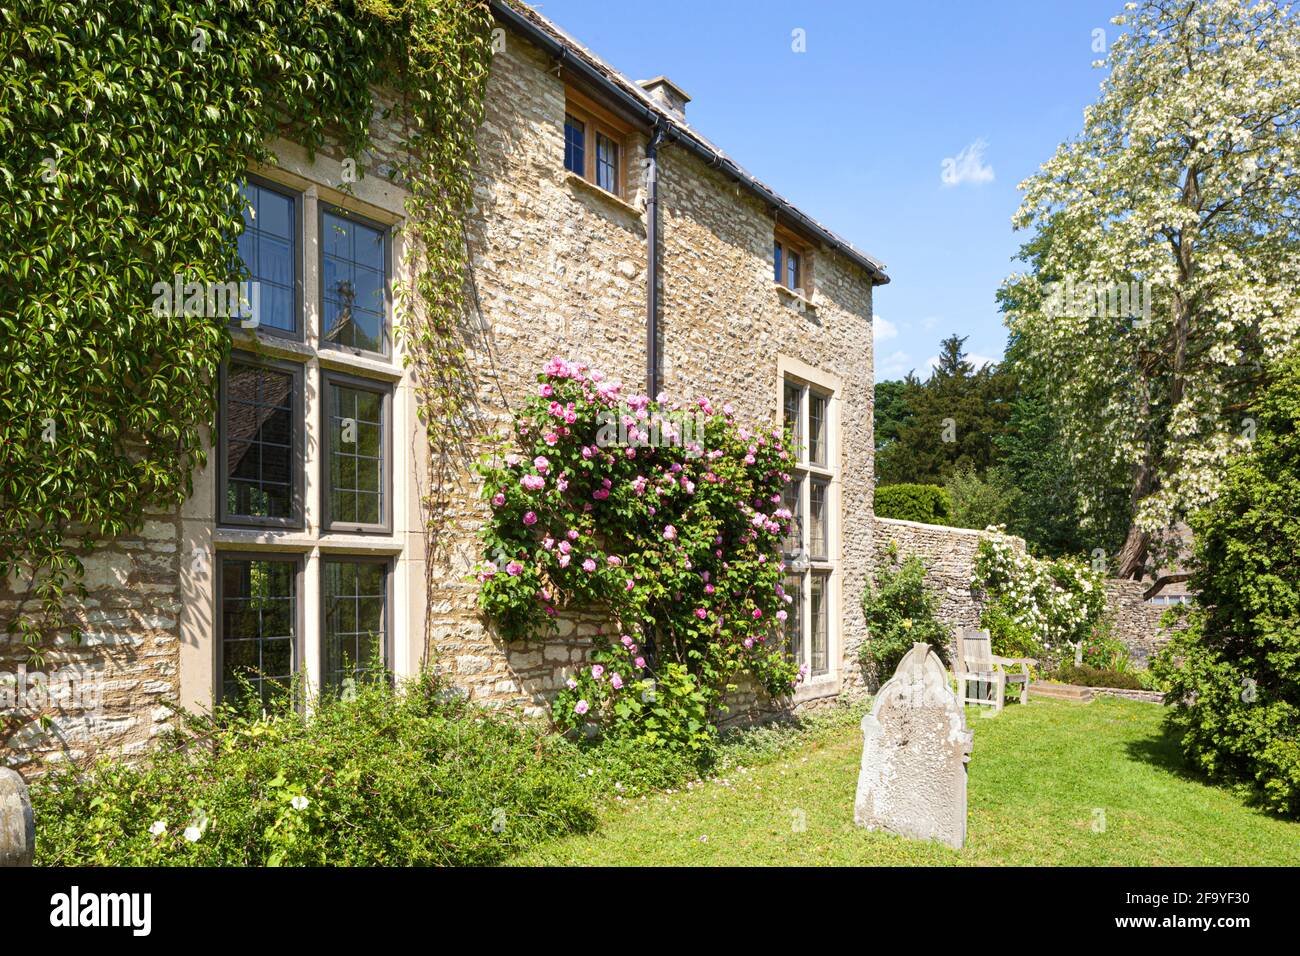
(1, 1, 896, 771)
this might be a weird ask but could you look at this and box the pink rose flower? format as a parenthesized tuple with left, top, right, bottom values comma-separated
(694, 608, 707, 620)
(521, 475, 544, 492)
(539, 383, 554, 398)
(574, 699, 589, 715)
(606, 555, 622, 567)
(558, 553, 571, 568)
(522, 511, 538, 526)
(582, 558, 597, 573)
(663, 525, 677, 541)
(610, 673, 623, 690)
(634, 657, 646, 669)
(533, 456, 550, 474)
(591, 665, 605, 679)
(566, 677, 578, 690)
(506, 561, 523, 576)
(491, 492, 505, 507)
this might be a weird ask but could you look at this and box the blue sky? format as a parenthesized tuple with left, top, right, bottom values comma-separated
(531, 0, 1123, 380)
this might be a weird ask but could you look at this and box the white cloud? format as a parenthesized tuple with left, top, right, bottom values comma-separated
(875, 350, 913, 380)
(940, 138, 995, 187)
(872, 314, 897, 343)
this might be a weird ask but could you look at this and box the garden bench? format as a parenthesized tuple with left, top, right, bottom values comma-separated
(954, 627, 1036, 712)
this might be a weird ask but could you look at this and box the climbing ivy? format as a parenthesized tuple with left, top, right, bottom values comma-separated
(0, 0, 494, 660)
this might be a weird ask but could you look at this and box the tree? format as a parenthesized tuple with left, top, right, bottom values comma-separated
(873, 375, 916, 459)
(1153, 351, 1300, 816)
(876, 335, 1015, 484)
(1001, 0, 1300, 578)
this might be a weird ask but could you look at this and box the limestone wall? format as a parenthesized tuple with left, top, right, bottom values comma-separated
(874, 517, 1181, 668)
(1, 518, 182, 775)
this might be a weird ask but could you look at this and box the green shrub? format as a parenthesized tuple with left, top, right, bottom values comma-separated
(859, 554, 950, 686)
(873, 484, 952, 525)
(1153, 354, 1300, 817)
(979, 595, 1046, 666)
(1053, 664, 1143, 690)
(1080, 627, 1134, 673)
(32, 672, 597, 866)
(944, 463, 1018, 531)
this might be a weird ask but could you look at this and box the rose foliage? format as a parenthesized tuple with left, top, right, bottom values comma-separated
(475, 358, 803, 750)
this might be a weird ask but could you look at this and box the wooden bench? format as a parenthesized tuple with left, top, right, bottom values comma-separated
(954, 627, 1036, 712)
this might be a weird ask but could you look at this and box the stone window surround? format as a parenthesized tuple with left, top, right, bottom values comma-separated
(777, 355, 843, 704)
(178, 140, 426, 712)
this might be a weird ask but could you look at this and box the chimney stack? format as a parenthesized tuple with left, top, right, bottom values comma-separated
(638, 76, 691, 121)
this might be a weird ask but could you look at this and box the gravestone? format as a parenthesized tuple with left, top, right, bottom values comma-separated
(0, 768, 35, 866)
(854, 642, 973, 849)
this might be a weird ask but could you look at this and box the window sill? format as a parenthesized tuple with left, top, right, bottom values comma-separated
(791, 674, 840, 705)
(318, 347, 402, 383)
(774, 283, 817, 313)
(564, 171, 642, 218)
(230, 328, 313, 363)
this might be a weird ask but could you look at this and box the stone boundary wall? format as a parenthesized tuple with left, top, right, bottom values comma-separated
(870, 518, 1018, 641)
(1104, 579, 1182, 664)
(875, 517, 1180, 668)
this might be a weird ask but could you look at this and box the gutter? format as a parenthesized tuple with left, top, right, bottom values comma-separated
(490, 0, 890, 286)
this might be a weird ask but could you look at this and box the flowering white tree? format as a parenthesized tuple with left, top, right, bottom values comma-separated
(1002, 0, 1300, 578)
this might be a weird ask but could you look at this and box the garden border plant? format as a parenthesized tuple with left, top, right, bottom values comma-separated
(0, 0, 494, 662)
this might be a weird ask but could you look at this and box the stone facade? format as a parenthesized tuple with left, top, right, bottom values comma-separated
(1, 5, 883, 772)
(1, 517, 182, 774)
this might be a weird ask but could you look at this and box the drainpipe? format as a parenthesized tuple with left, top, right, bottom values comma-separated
(645, 123, 666, 399)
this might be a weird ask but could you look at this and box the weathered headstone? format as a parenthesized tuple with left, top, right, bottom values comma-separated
(0, 768, 35, 866)
(854, 642, 973, 849)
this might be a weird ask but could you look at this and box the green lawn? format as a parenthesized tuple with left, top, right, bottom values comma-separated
(513, 697, 1300, 866)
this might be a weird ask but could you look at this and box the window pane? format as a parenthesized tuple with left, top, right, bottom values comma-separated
(782, 478, 803, 556)
(783, 573, 803, 667)
(808, 393, 827, 465)
(787, 250, 800, 291)
(564, 114, 586, 175)
(783, 381, 802, 452)
(322, 210, 387, 354)
(328, 382, 386, 527)
(221, 557, 296, 705)
(322, 559, 388, 691)
(809, 479, 829, 560)
(810, 574, 829, 676)
(237, 181, 296, 332)
(596, 132, 619, 193)
(225, 362, 296, 521)
(773, 241, 782, 284)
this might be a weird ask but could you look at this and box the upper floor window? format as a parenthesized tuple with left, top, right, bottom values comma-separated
(563, 87, 631, 200)
(564, 114, 586, 176)
(774, 227, 813, 297)
(321, 206, 389, 357)
(219, 356, 304, 529)
(238, 178, 301, 337)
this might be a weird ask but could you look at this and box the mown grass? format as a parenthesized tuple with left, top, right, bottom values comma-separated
(513, 697, 1300, 866)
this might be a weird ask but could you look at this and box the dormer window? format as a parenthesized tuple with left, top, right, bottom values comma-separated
(774, 225, 814, 298)
(563, 87, 631, 200)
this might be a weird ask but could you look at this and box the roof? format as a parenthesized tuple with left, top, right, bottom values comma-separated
(490, 0, 890, 285)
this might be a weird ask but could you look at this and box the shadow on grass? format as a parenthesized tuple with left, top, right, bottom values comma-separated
(1122, 712, 1198, 781)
